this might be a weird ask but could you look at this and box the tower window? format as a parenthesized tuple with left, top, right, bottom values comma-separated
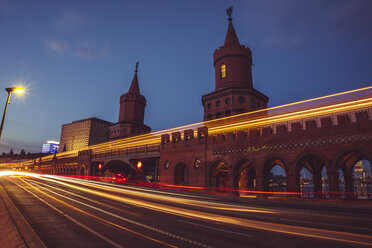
(238, 96, 245, 104)
(220, 64, 226, 78)
(225, 98, 231, 104)
(216, 100, 220, 107)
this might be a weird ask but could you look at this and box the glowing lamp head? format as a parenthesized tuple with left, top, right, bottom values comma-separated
(98, 163, 102, 170)
(137, 161, 142, 169)
(6, 87, 24, 94)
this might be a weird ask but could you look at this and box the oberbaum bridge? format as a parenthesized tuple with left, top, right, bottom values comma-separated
(11, 9, 372, 199)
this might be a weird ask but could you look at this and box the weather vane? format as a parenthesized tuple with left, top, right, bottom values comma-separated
(135, 62, 139, 73)
(226, 6, 233, 22)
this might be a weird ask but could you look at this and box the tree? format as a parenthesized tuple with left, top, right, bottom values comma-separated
(20, 149, 26, 158)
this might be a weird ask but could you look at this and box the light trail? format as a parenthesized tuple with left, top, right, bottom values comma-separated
(7, 173, 372, 246)
(8, 179, 126, 248)
(209, 97, 372, 134)
(22, 86, 372, 162)
(38, 174, 276, 214)
(13, 177, 179, 248)
(25, 179, 212, 248)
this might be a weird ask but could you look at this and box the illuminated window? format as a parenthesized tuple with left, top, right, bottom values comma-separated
(220, 64, 226, 78)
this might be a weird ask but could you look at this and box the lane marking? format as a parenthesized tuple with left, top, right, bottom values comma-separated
(178, 219, 254, 238)
(8, 179, 125, 248)
(27, 179, 212, 248)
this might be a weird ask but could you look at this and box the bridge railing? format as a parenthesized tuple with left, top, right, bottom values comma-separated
(92, 143, 160, 158)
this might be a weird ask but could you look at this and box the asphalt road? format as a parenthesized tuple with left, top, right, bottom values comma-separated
(1, 174, 372, 248)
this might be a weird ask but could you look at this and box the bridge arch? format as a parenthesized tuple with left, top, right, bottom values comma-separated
(263, 156, 288, 196)
(233, 158, 256, 196)
(334, 149, 372, 199)
(209, 158, 230, 191)
(80, 166, 86, 177)
(295, 151, 328, 198)
(101, 160, 140, 182)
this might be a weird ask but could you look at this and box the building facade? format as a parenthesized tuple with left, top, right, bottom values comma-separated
(59, 117, 112, 151)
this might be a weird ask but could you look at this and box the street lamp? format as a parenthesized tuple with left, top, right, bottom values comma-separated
(0, 87, 24, 140)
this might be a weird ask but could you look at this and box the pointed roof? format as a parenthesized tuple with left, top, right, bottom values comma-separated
(224, 21, 240, 47)
(128, 62, 140, 95)
(223, 6, 240, 47)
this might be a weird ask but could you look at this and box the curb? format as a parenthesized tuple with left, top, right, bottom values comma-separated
(0, 183, 46, 248)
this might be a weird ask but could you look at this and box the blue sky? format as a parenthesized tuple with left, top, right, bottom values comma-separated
(0, 0, 371, 153)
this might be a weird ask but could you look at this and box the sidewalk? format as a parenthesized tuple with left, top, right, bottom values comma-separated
(0, 184, 46, 248)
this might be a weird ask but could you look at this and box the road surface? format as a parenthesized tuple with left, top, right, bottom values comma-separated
(1, 173, 371, 248)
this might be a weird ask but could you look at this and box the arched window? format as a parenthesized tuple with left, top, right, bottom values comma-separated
(220, 64, 226, 78)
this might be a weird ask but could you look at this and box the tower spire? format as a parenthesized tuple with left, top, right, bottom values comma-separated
(128, 62, 140, 94)
(224, 6, 240, 47)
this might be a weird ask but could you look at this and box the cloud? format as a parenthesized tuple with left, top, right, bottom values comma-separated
(45, 39, 70, 56)
(46, 10, 109, 60)
(45, 39, 109, 60)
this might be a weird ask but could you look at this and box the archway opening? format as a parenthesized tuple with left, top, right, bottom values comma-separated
(174, 163, 188, 186)
(296, 154, 327, 198)
(336, 151, 371, 199)
(210, 161, 229, 191)
(102, 160, 140, 183)
(234, 160, 256, 197)
(268, 164, 287, 196)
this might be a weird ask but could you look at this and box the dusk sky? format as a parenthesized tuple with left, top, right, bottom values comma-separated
(0, 0, 371, 153)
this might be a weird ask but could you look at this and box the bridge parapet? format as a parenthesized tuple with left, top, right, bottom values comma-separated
(92, 144, 160, 159)
(161, 107, 371, 150)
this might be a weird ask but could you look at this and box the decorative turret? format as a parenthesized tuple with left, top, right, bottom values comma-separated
(119, 62, 146, 124)
(202, 7, 269, 121)
(110, 62, 151, 139)
(213, 7, 253, 90)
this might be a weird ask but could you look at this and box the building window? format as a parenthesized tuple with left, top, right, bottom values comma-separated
(216, 100, 220, 107)
(207, 103, 212, 109)
(225, 98, 231, 105)
(238, 96, 245, 104)
(220, 64, 226, 78)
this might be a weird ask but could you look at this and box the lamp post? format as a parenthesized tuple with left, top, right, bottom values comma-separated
(0, 87, 24, 140)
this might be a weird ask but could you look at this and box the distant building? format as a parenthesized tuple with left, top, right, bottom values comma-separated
(41, 140, 59, 154)
(59, 117, 113, 151)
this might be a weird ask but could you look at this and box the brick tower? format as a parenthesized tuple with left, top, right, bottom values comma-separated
(110, 62, 151, 139)
(202, 7, 268, 121)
